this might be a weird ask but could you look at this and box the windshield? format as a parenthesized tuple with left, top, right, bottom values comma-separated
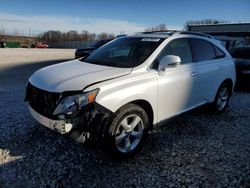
(83, 37, 164, 68)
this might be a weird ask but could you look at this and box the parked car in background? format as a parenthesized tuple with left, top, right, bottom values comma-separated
(26, 31, 235, 157)
(31, 42, 49, 48)
(229, 46, 250, 87)
(215, 36, 245, 50)
(75, 39, 113, 59)
(0, 42, 6, 48)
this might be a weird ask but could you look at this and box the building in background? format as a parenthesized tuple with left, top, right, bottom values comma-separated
(0, 35, 38, 48)
(187, 23, 250, 50)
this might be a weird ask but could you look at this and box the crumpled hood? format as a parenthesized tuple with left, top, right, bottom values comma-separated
(29, 59, 132, 92)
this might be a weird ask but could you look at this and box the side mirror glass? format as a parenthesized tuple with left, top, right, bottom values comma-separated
(158, 55, 181, 72)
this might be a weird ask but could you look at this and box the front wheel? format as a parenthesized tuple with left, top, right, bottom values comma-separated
(212, 83, 230, 113)
(106, 104, 149, 158)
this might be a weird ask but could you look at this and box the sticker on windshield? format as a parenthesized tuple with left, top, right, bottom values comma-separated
(141, 38, 161, 42)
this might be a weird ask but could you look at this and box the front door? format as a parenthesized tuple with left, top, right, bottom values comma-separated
(156, 38, 200, 122)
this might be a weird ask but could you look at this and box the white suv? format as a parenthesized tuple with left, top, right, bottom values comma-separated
(25, 31, 236, 157)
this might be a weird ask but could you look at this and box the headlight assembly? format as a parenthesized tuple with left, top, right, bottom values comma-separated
(53, 89, 99, 117)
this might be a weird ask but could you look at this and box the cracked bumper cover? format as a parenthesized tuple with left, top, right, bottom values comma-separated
(28, 102, 113, 137)
(28, 105, 78, 134)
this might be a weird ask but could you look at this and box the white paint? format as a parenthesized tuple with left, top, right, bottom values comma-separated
(28, 33, 236, 126)
(29, 59, 132, 92)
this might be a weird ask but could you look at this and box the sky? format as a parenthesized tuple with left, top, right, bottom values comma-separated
(0, 0, 249, 36)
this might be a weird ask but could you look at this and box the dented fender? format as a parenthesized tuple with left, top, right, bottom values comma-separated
(74, 102, 113, 140)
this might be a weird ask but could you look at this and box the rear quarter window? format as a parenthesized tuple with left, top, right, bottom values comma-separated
(214, 46, 226, 58)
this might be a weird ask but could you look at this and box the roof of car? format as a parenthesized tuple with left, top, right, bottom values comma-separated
(130, 31, 174, 39)
(128, 30, 214, 40)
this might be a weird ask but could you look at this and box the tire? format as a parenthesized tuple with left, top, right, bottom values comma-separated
(212, 83, 230, 113)
(105, 104, 149, 158)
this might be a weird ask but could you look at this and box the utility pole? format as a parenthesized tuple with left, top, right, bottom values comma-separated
(29, 28, 31, 37)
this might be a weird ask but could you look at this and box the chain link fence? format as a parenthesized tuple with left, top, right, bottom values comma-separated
(49, 40, 97, 49)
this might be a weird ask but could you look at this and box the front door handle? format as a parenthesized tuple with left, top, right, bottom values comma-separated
(190, 72, 198, 77)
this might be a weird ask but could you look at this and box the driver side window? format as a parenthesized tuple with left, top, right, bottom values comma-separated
(158, 38, 193, 65)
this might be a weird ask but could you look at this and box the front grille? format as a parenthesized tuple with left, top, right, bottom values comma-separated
(26, 82, 61, 118)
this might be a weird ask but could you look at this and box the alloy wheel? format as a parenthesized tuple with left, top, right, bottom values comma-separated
(217, 87, 229, 111)
(115, 114, 144, 153)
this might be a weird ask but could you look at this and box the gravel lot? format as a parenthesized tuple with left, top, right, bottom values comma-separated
(0, 49, 250, 188)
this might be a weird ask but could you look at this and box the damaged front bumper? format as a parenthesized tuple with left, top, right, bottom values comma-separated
(28, 105, 78, 134)
(28, 102, 113, 141)
(25, 82, 113, 141)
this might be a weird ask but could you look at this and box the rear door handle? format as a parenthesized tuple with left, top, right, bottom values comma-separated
(190, 72, 198, 77)
(219, 66, 225, 70)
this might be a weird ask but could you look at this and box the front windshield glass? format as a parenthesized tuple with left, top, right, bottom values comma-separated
(83, 37, 164, 68)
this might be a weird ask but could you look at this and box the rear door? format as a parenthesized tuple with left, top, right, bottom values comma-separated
(190, 38, 227, 103)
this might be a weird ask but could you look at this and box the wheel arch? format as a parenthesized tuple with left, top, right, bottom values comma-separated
(114, 99, 154, 129)
(213, 78, 234, 101)
(130, 100, 154, 129)
(221, 78, 234, 96)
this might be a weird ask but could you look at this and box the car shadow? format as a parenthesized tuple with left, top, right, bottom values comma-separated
(235, 84, 250, 92)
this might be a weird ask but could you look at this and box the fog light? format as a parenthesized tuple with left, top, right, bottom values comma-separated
(65, 123, 73, 133)
(61, 123, 73, 133)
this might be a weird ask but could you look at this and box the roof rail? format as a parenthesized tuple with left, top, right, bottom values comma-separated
(137, 30, 180, 35)
(179, 31, 214, 39)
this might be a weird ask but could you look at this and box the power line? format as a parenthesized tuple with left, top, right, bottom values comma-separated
(0, 19, 25, 23)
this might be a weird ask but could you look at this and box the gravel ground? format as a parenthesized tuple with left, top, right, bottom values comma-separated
(0, 49, 250, 187)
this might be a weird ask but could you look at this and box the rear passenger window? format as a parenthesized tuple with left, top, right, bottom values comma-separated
(191, 39, 216, 61)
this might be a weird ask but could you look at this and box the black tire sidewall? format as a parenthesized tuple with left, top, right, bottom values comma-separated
(105, 104, 149, 158)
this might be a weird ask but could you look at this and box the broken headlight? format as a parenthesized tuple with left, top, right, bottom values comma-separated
(53, 89, 99, 117)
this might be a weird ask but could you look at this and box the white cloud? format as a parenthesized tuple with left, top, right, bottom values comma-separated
(0, 12, 183, 36)
(0, 12, 147, 36)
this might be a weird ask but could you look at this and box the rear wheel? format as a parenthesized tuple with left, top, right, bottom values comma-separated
(106, 104, 149, 158)
(212, 83, 230, 113)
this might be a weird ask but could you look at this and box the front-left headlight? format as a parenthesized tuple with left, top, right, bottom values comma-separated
(53, 89, 99, 117)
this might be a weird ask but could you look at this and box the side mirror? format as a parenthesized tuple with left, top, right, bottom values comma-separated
(158, 55, 181, 72)
(80, 52, 91, 60)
